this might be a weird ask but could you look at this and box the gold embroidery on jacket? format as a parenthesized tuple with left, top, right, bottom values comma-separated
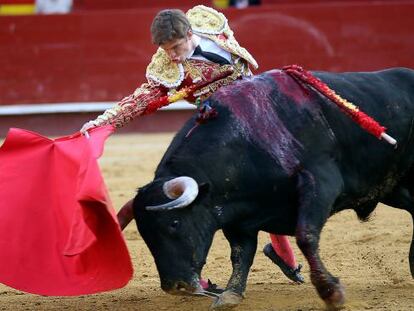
(146, 49, 184, 88)
(183, 60, 206, 82)
(186, 5, 227, 35)
(194, 62, 244, 101)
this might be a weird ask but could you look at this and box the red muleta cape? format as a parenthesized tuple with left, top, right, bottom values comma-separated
(0, 125, 133, 295)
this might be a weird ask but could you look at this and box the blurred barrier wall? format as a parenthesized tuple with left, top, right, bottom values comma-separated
(1, 1, 414, 106)
(1, 1, 414, 136)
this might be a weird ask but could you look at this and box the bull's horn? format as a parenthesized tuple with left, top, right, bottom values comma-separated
(145, 177, 199, 211)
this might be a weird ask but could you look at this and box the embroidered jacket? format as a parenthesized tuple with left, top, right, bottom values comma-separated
(91, 5, 258, 128)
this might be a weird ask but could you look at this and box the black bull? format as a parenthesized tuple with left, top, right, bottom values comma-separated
(120, 68, 414, 309)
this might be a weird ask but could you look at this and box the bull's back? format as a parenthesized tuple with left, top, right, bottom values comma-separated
(214, 67, 414, 201)
(313, 67, 414, 155)
(316, 67, 414, 130)
(305, 68, 414, 198)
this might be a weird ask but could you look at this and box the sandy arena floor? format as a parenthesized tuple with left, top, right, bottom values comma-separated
(1, 133, 414, 310)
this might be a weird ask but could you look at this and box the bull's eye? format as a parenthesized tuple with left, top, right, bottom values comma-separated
(168, 220, 181, 233)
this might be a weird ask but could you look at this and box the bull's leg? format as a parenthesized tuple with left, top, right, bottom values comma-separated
(381, 186, 414, 277)
(210, 230, 257, 310)
(295, 166, 345, 310)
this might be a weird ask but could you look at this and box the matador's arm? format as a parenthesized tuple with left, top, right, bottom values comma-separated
(87, 80, 169, 129)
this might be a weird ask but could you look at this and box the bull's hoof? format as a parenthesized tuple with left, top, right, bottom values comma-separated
(209, 290, 243, 310)
(323, 283, 346, 311)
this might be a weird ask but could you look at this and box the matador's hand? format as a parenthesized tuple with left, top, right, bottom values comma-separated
(80, 121, 97, 137)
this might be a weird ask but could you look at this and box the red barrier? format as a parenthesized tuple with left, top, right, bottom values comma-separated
(72, 0, 211, 11)
(1, 1, 414, 105)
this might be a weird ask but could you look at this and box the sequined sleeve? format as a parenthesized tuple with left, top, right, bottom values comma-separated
(89, 80, 168, 128)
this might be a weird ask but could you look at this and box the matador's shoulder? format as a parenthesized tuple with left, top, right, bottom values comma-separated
(186, 5, 232, 36)
(187, 5, 258, 70)
(146, 48, 185, 88)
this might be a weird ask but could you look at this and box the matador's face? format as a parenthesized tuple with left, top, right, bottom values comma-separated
(160, 30, 195, 64)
